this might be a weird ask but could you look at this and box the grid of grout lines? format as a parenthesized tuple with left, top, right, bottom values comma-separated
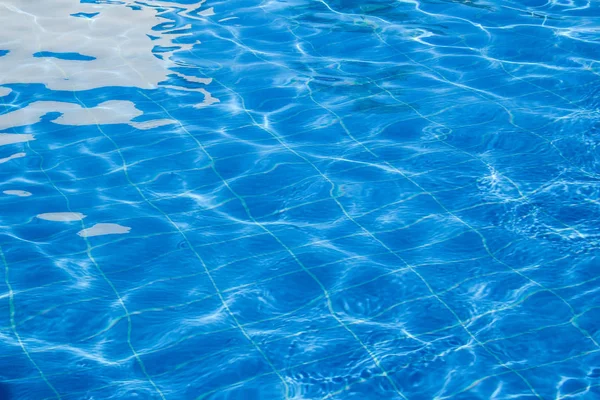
(1, 0, 600, 399)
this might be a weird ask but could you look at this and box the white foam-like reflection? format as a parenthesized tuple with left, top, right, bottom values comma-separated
(0, 0, 219, 143)
(37, 212, 86, 222)
(0, 0, 181, 91)
(0, 134, 35, 146)
(0, 152, 26, 164)
(77, 223, 131, 237)
(0, 100, 177, 131)
(0, 0, 217, 105)
(3, 190, 31, 197)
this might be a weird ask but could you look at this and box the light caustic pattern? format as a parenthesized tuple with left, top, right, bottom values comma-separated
(0, 0, 599, 399)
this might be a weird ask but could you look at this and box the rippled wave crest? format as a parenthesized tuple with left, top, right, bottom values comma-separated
(1, 0, 599, 399)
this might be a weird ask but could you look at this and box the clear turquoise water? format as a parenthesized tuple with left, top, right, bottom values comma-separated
(1, 0, 599, 399)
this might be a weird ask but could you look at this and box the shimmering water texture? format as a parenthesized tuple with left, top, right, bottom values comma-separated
(1, 0, 599, 399)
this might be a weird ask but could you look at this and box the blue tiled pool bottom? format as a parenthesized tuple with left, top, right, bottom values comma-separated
(0, 0, 599, 399)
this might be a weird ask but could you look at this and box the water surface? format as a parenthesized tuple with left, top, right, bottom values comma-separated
(1, 0, 599, 399)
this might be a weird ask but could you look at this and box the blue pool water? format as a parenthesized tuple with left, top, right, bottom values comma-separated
(1, 0, 599, 399)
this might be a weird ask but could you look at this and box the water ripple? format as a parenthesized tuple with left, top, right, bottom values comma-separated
(0, 0, 599, 399)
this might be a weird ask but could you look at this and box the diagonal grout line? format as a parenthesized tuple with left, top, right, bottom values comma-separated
(558, 381, 600, 399)
(5, 245, 584, 371)
(368, 43, 593, 238)
(0, 160, 471, 235)
(79, 289, 326, 344)
(24, 139, 168, 400)
(137, 90, 410, 400)
(40, 323, 600, 400)
(330, 333, 600, 400)
(30, 293, 600, 399)
(0, 246, 62, 399)
(68, 98, 292, 399)
(125, 270, 600, 372)
(260, 4, 597, 239)
(12, 75, 168, 400)
(17, 68, 592, 177)
(8, 16, 169, 399)
(0, 184, 569, 310)
(3, 3, 592, 400)
(0, 179, 488, 268)
(141, 65, 592, 395)
(306, 77, 599, 340)
(136, 263, 592, 369)
(262, 2, 600, 382)
(215, 6, 592, 229)
(304, 84, 564, 398)
(309, 20, 600, 349)
(185, 71, 545, 396)
(302, 88, 600, 396)
(208, 308, 600, 400)
(12, 253, 598, 396)
(0, 246, 496, 341)
(442, 347, 600, 399)
(80, 250, 492, 349)
(277, 3, 594, 236)
(1, 95, 150, 399)
(3, 168, 559, 274)
(1, 115, 569, 225)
